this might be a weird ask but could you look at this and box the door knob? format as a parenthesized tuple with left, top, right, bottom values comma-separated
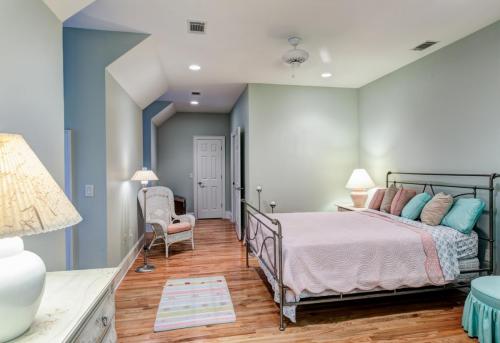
(198, 181, 205, 188)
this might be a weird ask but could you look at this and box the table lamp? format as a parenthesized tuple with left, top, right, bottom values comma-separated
(345, 168, 375, 208)
(0, 133, 82, 342)
(131, 167, 158, 273)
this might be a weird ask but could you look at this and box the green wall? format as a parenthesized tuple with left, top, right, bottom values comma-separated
(0, 0, 66, 271)
(359, 20, 500, 273)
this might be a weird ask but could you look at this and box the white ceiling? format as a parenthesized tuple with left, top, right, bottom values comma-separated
(106, 36, 169, 109)
(43, 0, 95, 22)
(66, 0, 500, 113)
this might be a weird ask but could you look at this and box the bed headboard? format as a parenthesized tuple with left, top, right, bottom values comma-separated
(386, 171, 498, 274)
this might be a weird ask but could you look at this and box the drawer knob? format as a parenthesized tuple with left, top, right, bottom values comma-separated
(102, 316, 109, 327)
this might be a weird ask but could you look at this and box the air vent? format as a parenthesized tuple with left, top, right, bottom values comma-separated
(412, 41, 438, 51)
(191, 91, 201, 96)
(188, 20, 206, 34)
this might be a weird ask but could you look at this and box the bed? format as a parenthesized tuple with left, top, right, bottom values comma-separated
(243, 172, 498, 330)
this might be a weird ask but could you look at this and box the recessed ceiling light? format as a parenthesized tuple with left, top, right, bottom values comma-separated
(321, 72, 332, 78)
(189, 64, 201, 71)
(190, 100, 199, 105)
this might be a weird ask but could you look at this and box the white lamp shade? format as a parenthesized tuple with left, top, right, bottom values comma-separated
(0, 134, 82, 239)
(345, 169, 375, 190)
(131, 168, 158, 182)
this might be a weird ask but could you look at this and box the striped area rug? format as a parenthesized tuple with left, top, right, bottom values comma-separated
(154, 276, 236, 332)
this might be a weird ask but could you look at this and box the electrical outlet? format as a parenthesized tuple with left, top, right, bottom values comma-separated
(84, 184, 94, 197)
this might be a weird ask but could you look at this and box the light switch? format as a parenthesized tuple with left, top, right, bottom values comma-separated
(85, 184, 94, 197)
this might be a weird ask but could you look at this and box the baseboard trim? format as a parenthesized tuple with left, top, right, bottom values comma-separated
(224, 211, 233, 220)
(113, 234, 144, 290)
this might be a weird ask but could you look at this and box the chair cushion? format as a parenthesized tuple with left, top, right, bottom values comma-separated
(471, 276, 500, 309)
(167, 222, 192, 234)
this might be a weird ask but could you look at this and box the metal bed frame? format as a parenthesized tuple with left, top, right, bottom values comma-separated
(242, 171, 498, 331)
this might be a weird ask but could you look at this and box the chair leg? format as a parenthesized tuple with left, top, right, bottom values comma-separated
(191, 232, 195, 250)
(165, 244, 169, 258)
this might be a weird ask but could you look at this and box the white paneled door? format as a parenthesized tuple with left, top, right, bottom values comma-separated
(194, 137, 224, 219)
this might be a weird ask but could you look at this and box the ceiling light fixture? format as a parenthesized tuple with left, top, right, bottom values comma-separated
(282, 36, 309, 78)
(189, 64, 201, 71)
(190, 100, 199, 106)
(321, 72, 332, 78)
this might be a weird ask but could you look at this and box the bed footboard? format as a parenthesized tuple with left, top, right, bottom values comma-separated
(242, 199, 286, 331)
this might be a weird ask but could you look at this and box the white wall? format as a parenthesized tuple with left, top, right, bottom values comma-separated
(359, 21, 500, 272)
(105, 73, 143, 267)
(0, 0, 66, 271)
(247, 84, 359, 212)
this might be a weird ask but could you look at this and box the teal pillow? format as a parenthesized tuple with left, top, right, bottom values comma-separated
(441, 198, 485, 234)
(401, 192, 432, 220)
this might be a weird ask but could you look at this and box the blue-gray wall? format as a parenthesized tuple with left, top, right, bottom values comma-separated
(142, 100, 171, 170)
(157, 113, 231, 212)
(64, 28, 147, 269)
(359, 20, 500, 273)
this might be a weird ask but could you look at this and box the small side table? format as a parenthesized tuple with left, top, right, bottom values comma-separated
(335, 202, 367, 212)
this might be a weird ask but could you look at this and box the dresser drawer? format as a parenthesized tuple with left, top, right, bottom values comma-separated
(74, 287, 115, 343)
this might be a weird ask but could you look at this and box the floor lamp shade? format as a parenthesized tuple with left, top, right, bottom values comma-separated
(131, 168, 159, 186)
(0, 133, 82, 342)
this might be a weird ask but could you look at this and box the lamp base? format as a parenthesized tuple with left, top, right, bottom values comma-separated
(350, 190, 368, 208)
(0, 237, 45, 342)
(136, 264, 155, 273)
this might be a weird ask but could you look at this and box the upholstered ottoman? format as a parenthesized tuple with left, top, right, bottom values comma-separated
(462, 276, 500, 343)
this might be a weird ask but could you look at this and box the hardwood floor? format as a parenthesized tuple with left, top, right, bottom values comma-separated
(115, 219, 475, 342)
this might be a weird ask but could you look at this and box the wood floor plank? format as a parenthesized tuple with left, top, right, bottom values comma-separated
(115, 219, 476, 342)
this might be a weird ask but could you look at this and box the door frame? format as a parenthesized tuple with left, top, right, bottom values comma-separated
(193, 136, 226, 219)
(230, 127, 242, 237)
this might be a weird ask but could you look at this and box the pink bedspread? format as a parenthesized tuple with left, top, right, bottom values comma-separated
(248, 210, 445, 296)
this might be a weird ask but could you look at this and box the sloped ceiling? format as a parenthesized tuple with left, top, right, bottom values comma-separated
(151, 103, 176, 126)
(106, 36, 169, 109)
(43, 0, 96, 22)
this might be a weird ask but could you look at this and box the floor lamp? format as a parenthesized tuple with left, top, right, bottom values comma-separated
(131, 167, 159, 273)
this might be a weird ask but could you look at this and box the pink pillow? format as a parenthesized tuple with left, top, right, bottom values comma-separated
(390, 188, 417, 216)
(368, 189, 386, 210)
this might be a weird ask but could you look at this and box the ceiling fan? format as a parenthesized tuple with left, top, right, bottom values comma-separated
(282, 36, 309, 78)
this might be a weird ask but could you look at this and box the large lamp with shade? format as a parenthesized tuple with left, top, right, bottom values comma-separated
(131, 167, 158, 273)
(345, 168, 375, 208)
(0, 133, 82, 342)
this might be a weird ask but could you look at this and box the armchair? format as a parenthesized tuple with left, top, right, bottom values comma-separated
(138, 186, 195, 258)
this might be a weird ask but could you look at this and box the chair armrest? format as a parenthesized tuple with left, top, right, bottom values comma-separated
(146, 218, 169, 237)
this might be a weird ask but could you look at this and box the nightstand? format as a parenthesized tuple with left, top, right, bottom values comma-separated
(335, 202, 367, 212)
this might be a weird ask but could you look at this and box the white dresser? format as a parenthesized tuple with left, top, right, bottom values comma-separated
(11, 268, 118, 343)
